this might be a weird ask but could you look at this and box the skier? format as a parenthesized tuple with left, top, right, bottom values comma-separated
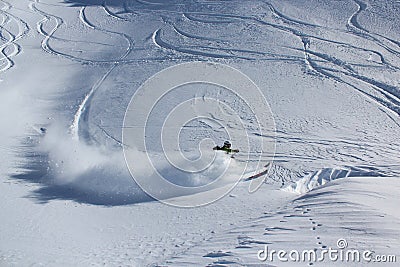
(213, 141, 239, 154)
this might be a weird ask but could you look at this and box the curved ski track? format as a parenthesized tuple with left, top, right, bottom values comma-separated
(71, 5, 134, 142)
(30, 0, 134, 65)
(0, 0, 29, 74)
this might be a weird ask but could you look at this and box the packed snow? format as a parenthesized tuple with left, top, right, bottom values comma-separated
(0, 0, 399, 266)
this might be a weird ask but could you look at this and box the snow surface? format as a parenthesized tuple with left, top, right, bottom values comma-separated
(0, 0, 399, 266)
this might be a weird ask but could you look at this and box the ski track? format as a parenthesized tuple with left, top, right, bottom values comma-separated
(31, 0, 148, 66)
(102, 0, 127, 21)
(96, 124, 125, 147)
(29, 0, 65, 60)
(70, 5, 134, 142)
(302, 48, 400, 118)
(171, 24, 304, 63)
(78, 7, 95, 30)
(302, 48, 400, 103)
(152, 28, 254, 60)
(347, 0, 400, 58)
(264, 1, 320, 28)
(0, 0, 29, 74)
(303, 56, 400, 124)
(172, 24, 228, 43)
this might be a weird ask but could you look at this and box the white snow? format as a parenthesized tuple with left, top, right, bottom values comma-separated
(0, 0, 399, 266)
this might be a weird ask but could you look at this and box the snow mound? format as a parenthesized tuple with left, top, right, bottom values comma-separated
(283, 166, 383, 194)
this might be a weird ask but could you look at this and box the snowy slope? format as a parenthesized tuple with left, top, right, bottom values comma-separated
(0, 0, 399, 266)
(162, 177, 400, 266)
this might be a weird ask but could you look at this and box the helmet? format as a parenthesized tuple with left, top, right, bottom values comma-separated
(224, 141, 231, 148)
